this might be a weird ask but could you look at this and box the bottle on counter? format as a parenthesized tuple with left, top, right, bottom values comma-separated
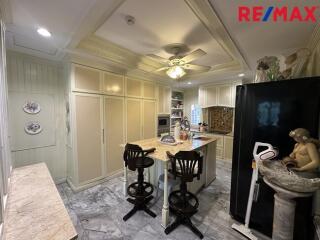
(174, 122, 181, 141)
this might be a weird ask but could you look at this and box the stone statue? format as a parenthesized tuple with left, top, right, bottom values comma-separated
(282, 128, 320, 172)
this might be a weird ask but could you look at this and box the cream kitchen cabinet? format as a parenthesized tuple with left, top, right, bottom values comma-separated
(198, 81, 241, 108)
(103, 72, 125, 96)
(206, 86, 218, 107)
(143, 81, 156, 99)
(126, 98, 143, 142)
(126, 77, 143, 98)
(205, 134, 233, 161)
(72, 64, 101, 93)
(69, 93, 127, 190)
(157, 85, 171, 114)
(198, 87, 207, 108)
(67, 63, 158, 191)
(217, 84, 233, 107)
(143, 100, 157, 139)
(72, 93, 104, 185)
(126, 98, 156, 142)
(211, 134, 224, 159)
(104, 96, 125, 175)
(223, 135, 234, 161)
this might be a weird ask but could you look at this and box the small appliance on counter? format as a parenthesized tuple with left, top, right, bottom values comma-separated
(159, 135, 182, 146)
(158, 115, 170, 136)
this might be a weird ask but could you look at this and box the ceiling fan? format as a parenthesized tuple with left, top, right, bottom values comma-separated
(147, 44, 211, 79)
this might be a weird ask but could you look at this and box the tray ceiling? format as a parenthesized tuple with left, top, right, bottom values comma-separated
(95, 0, 232, 67)
(3, 0, 318, 86)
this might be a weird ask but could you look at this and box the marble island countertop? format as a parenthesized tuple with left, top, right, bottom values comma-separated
(3, 163, 77, 240)
(128, 137, 217, 162)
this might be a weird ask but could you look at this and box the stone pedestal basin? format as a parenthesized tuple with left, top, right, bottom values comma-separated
(258, 160, 320, 193)
(258, 160, 320, 240)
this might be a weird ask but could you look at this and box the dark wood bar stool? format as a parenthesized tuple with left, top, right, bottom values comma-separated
(165, 150, 204, 239)
(123, 143, 157, 221)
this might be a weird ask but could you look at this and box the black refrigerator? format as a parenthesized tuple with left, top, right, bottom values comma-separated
(230, 77, 320, 239)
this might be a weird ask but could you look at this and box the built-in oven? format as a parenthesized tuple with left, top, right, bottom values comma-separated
(157, 115, 170, 136)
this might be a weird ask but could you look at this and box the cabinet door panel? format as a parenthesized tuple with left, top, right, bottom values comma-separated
(212, 134, 224, 148)
(143, 100, 156, 139)
(74, 65, 101, 92)
(198, 87, 207, 108)
(206, 86, 217, 107)
(104, 97, 125, 174)
(126, 98, 142, 142)
(75, 94, 103, 183)
(157, 85, 164, 114)
(163, 86, 171, 114)
(224, 136, 234, 161)
(143, 81, 156, 99)
(218, 85, 232, 106)
(103, 72, 124, 96)
(126, 78, 142, 97)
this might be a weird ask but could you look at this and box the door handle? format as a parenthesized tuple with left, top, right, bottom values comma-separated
(102, 129, 105, 144)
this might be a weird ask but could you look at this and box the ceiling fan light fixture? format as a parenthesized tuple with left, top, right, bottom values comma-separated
(166, 66, 186, 79)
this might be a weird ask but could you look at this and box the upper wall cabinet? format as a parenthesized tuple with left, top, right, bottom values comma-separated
(217, 84, 232, 107)
(103, 72, 125, 96)
(206, 86, 218, 107)
(73, 64, 101, 93)
(199, 81, 242, 108)
(157, 85, 171, 114)
(143, 81, 156, 99)
(126, 77, 142, 98)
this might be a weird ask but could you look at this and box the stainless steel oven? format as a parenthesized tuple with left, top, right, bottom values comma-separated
(157, 115, 170, 136)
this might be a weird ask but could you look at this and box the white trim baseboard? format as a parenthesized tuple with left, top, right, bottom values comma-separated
(66, 169, 124, 193)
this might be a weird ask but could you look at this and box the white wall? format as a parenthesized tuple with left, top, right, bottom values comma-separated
(6, 51, 66, 183)
(183, 88, 198, 123)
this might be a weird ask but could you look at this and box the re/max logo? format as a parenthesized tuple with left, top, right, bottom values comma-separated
(238, 6, 319, 22)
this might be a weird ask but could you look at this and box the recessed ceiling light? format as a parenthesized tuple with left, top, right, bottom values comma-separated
(37, 27, 51, 37)
(238, 73, 245, 77)
(187, 82, 192, 85)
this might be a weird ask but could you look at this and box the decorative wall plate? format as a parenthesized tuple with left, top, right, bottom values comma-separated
(24, 121, 42, 135)
(23, 101, 41, 114)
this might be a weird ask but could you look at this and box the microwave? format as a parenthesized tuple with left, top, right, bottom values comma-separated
(158, 115, 170, 128)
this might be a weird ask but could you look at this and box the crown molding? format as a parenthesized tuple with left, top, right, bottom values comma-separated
(66, 47, 172, 85)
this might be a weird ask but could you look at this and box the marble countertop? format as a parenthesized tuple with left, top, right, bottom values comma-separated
(190, 129, 234, 137)
(128, 137, 217, 162)
(3, 163, 77, 240)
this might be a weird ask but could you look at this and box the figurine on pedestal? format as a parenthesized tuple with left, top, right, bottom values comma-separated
(282, 128, 320, 172)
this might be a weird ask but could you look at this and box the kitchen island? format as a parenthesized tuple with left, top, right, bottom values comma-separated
(123, 136, 217, 227)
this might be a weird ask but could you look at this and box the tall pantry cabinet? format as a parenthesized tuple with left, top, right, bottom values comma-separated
(67, 64, 156, 191)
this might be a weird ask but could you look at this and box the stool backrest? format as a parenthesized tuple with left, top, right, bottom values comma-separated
(167, 151, 203, 182)
(124, 143, 155, 171)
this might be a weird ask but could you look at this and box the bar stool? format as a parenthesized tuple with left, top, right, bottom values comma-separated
(164, 150, 204, 239)
(123, 143, 157, 221)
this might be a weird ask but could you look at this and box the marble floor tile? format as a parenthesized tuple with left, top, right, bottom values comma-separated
(58, 160, 248, 240)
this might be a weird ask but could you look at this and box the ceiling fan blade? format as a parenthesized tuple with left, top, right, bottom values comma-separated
(181, 49, 206, 63)
(184, 64, 211, 72)
(154, 67, 170, 72)
(147, 54, 169, 64)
